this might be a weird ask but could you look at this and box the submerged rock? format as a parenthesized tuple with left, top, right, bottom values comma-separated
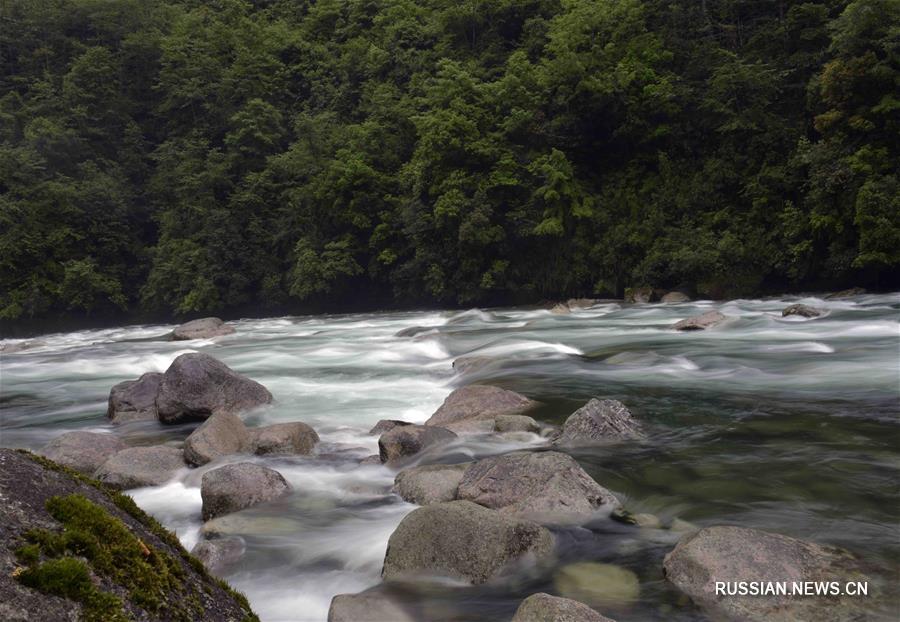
(327, 592, 416, 622)
(251, 422, 318, 456)
(171, 317, 235, 340)
(382, 500, 555, 584)
(661, 291, 690, 303)
(554, 399, 644, 445)
(107, 372, 162, 423)
(94, 446, 186, 489)
(424, 385, 536, 433)
(191, 536, 245, 577)
(826, 287, 866, 299)
(378, 424, 457, 464)
(156, 353, 272, 424)
(663, 526, 871, 621)
(39, 431, 126, 475)
(494, 414, 540, 433)
(201, 462, 292, 521)
(184, 412, 251, 466)
(512, 593, 615, 622)
(457, 451, 619, 524)
(554, 562, 640, 608)
(368, 419, 412, 435)
(782, 303, 822, 318)
(393, 463, 469, 505)
(672, 310, 727, 331)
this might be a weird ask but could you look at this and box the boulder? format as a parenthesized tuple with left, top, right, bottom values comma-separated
(94, 446, 186, 489)
(625, 286, 654, 303)
(382, 500, 555, 584)
(38, 432, 127, 475)
(368, 419, 412, 435)
(378, 424, 457, 464)
(183, 412, 251, 466)
(494, 414, 540, 433)
(663, 526, 871, 622)
(567, 298, 597, 310)
(554, 562, 640, 608)
(359, 454, 383, 465)
(155, 353, 272, 424)
(201, 462, 292, 521)
(171, 317, 235, 340)
(553, 399, 644, 445)
(451, 356, 495, 375)
(107, 372, 162, 423)
(251, 422, 318, 455)
(191, 537, 245, 577)
(782, 303, 822, 318)
(327, 592, 416, 622)
(672, 310, 727, 331)
(394, 326, 435, 338)
(661, 291, 690, 303)
(826, 287, 866, 299)
(457, 451, 619, 524)
(393, 463, 469, 505)
(550, 303, 571, 314)
(424, 385, 536, 433)
(512, 593, 615, 622)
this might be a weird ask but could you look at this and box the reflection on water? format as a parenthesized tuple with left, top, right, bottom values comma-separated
(1, 294, 899, 620)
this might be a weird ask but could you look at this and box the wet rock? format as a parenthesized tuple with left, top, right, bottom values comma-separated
(38, 431, 127, 475)
(782, 303, 822, 318)
(555, 562, 640, 608)
(107, 372, 162, 423)
(611, 508, 662, 528)
(184, 412, 251, 466)
(451, 356, 495, 375)
(550, 302, 571, 314)
(368, 419, 413, 435)
(382, 500, 555, 584)
(826, 287, 866, 299)
(251, 422, 318, 455)
(201, 462, 292, 521)
(359, 454, 382, 465)
(672, 310, 727, 331)
(156, 353, 272, 424)
(663, 526, 871, 622)
(494, 414, 540, 433)
(661, 291, 690, 303)
(457, 451, 619, 524)
(95, 445, 186, 489)
(424, 385, 536, 433)
(394, 326, 435, 338)
(512, 593, 615, 622)
(191, 536, 245, 577)
(378, 424, 457, 464)
(328, 592, 416, 622)
(625, 286, 654, 303)
(554, 399, 644, 445)
(567, 298, 597, 310)
(669, 517, 699, 533)
(171, 317, 235, 340)
(393, 463, 469, 505)
(201, 513, 300, 538)
(0, 340, 43, 354)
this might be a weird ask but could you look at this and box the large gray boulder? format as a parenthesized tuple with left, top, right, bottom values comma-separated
(107, 372, 162, 423)
(494, 414, 540, 433)
(171, 317, 235, 340)
(393, 463, 470, 505)
(378, 424, 457, 464)
(782, 303, 822, 318)
(155, 353, 272, 424)
(457, 451, 619, 524)
(368, 419, 412, 435)
(553, 399, 644, 446)
(94, 446, 186, 489)
(184, 412, 251, 466)
(663, 526, 871, 622)
(327, 592, 416, 622)
(201, 462, 292, 521)
(424, 385, 536, 433)
(191, 536, 245, 577)
(38, 431, 127, 475)
(251, 422, 318, 456)
(672, 310, 727, 331)
(825, 287, 866, 299)
(382, 500, 555, 584)
(661, 291, 690, 303)
(512, 593, 615, 622)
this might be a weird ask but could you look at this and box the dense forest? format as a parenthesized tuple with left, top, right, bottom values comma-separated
(1, 0, 898, 326)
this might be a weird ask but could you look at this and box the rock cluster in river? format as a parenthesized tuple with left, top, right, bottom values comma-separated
(201, 462, 292, 520)
(170, 317, 235, 340)
(424, 384, 538, 433)
(782, 303, 823, 318)
(672, 309, 728, 330)
(378, 424, 457, 464)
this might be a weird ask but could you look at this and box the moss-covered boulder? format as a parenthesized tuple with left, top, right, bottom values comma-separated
(0, 448, 257, 622)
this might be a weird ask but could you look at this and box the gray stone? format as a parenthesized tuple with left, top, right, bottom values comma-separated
(512, 593, 615, 622)
(368, 419, 412, 435)
(201, 462, 292, 520)
(184, 412, 251, 466)
(191, 536, 245, 576)
(457, 451, 619, 524)
(382, 500, 555, 584)
(663, 526, 871, 622)
(826, 287, 866, 299)
(94, 445, 186, 489)
(156, 353, 272, 424)
(555, 563, 640, 608)
(393, 463, 469, 505)
(451, 356, 495, 375)
(251, 422, 318, 455)
(494, 414, 540, 433)
(424, 385, 536, 433)
(107, 372, 162, 423)
(38, 431, 127, 475)
(171, 317, 235, 340)
(625, 286, 654, 303)
(782, 303, 822, 318)
(554, 399, 644, 446)
(661, 291, 690, 303)
(359, 454, 382, 465)
(378, 424, 457, 464)
(327, 592, 416, 622)
(672, 310, 727, 331)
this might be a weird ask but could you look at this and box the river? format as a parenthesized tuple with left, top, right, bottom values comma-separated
(2, 294, 898, 620)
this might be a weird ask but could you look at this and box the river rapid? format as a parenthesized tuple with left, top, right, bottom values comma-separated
(2, 294, 899, 621)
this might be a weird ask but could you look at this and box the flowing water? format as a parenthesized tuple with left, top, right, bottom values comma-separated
(1, 294, 899, 621)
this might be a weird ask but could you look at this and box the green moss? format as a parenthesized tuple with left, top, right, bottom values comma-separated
(18, 557, 126, 622)
(15, 543, 41, 565)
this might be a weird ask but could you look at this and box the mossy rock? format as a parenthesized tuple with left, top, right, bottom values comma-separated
(554, 562, 640, 608)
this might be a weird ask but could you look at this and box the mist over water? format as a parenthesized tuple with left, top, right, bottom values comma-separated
(2, 294, 899, 621)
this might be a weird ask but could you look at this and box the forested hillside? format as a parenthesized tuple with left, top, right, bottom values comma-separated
(1, 0, 897, 324)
